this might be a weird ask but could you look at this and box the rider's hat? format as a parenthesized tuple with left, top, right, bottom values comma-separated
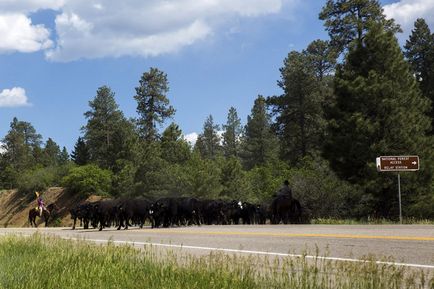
(35, 191, 40, 197)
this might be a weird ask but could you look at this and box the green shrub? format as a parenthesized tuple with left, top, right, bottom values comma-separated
(62, 164, 112, 196)
(17, 167, 56, 194)
(0, 165, 18, 190)
(288, 156, 356, 219)
(16, 164, 74, 194)
(112, 160, 137, 197)
(245, 160, 291, 203)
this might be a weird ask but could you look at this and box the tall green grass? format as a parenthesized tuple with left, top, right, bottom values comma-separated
(0, 234, 432, 289)
(311, 218, 434, 225)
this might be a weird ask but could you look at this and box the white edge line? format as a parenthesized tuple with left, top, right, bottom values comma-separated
(1, 232, 434, 270)
(75, 237, 434, 270)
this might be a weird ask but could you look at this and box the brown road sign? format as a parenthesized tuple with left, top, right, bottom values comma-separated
(376, 156, 419, 172)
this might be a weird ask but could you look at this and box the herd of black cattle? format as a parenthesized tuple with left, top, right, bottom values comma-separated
(69, 196, 305, 231)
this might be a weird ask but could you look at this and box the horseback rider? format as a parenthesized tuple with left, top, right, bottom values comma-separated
(276, 180, 293, 200)
(35, 191, 47, 217)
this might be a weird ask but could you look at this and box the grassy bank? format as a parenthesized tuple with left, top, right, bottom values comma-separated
(0, 234, 432, 289)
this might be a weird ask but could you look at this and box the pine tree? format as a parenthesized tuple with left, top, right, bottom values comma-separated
(41, 138, 61, 167)
(59, 147, 69, 164)
(83, 86, 129, 169)
(404, 18, 434, 133)
(134, 67, 175, 142)
(161, 123, 191, 164)
(268, 51, 325, 164)
(324, 22, 433, 217)
(195, 115, 221, 159)
(134, 142, 171, 197)
(222, 107, 242, 158)
(319, 0, 400, 54)
(182, 151, 222, 199)
(2, 117, 42, 172)
(241, 96, 279, 169)
(305, 39, 337, 81)
(71, 137, 90, 166)
(219, 157, 248, 199)
(109, 118, 140, 170)
(305, 39, 337, 118)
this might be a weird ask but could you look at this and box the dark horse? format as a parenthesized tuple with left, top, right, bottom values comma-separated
(270, 196, 302, 224)
(29, 203, 58, 227)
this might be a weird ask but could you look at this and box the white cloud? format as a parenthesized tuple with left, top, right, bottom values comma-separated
(383, 0, 434, 34)
(184, 132, 198, 145)
(0, 142, 5, 154)
(0, 0, 287, 60)
(184, 130, 226, 146)
(0, 13, 52, 53)
(0, 0, 65, 13)
(46, 14, 211, 61)
(45, 0, 283, 61)
(0, 0, 62, 53)
(0, 87, 30, 107)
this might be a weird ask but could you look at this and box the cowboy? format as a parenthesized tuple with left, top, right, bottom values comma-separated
(35, 191, 47, 217)
(276, 180, 293, 199)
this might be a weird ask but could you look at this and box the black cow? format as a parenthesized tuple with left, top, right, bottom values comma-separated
(177, 197, 202, 226)
(240, 201, 256, 224)
(201, 199, 226, 225)
(116, 198, 151, 230)
(222, 200, 243, 225)
(150, 197, 203, 228)
(254, 203, 269, 224)
(70, 204, 81, 230)
(94, 199, 122, 231)
(149, 197, 179, 228)
(70, 202, 98, 230)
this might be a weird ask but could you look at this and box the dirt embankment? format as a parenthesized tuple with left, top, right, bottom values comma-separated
(0, 187, 102, 228)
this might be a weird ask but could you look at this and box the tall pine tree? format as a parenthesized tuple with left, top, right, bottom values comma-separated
(324, 22, 433, 217)
(41, 137, 61, 167)
(161, 123, 191, 164)
(222, 107, 242, 158)
(2, 117, 42, 172)
(242, 96, 279, 169)
(319, 0, 400, 54)
(305, 39, 337, 81)
(305, 39, 337, 118)
(59, 147, 69, 164)
(195, 115, 221, 159)
(404, 18, 434, 134)
(134, 67, 175, 142)
(71, 137, 90, 166)
(269, 51, 325, 164)
(83, 86, 132, 169)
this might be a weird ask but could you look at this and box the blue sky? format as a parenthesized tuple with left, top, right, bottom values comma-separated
(1, 0, 433, 152)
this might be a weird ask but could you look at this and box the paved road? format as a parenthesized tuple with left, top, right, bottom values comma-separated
(1, 225, 433, 268)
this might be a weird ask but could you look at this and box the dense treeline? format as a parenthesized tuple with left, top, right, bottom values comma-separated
(1, 0, 433, 219)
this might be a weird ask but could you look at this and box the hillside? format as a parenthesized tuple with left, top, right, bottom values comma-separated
(0, 187, 101, 228)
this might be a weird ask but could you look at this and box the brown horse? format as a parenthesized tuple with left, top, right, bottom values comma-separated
(29, 203, 58, 227)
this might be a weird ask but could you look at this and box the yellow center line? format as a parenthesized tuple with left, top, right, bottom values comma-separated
(137, 229, 434, 241)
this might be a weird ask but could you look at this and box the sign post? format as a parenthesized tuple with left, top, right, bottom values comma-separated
(398, 173, 401, 224)
(376, 156, 419, 224)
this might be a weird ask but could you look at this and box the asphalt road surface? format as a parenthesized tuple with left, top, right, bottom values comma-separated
(1, 225, 433, 269)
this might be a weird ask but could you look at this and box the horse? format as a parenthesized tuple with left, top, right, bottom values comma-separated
(270, 196, 302, 224)
(29, 203, 59, 227)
